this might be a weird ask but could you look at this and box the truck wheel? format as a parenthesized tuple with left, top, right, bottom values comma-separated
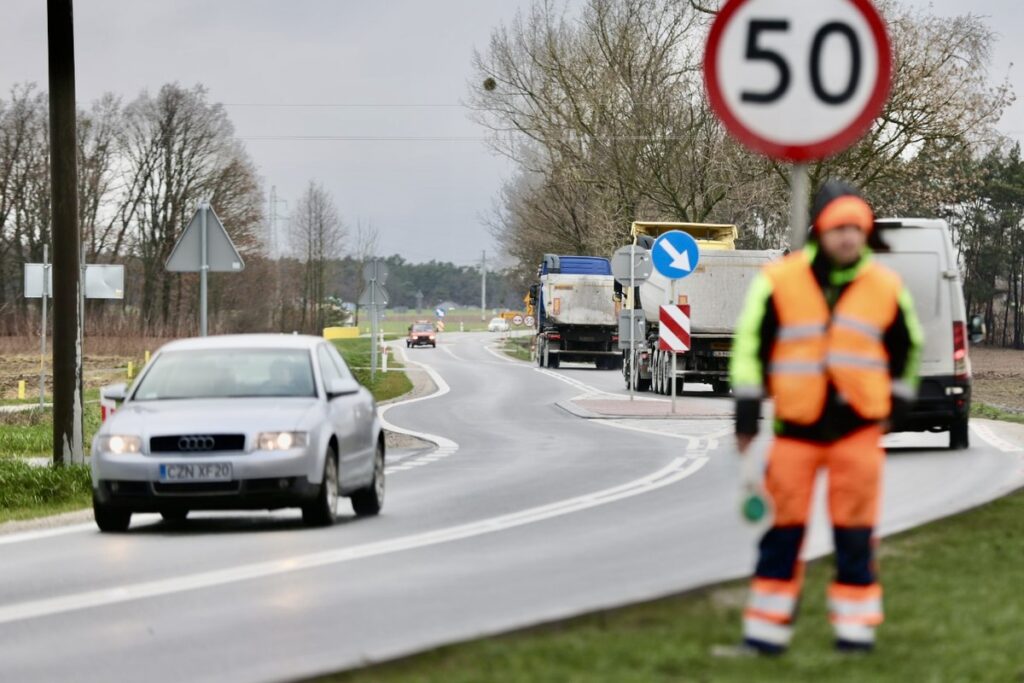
(712, 381, 731, 396)
(538, 339, 546, 367)
(549, 352, 560, 369)
(949, 416, 970, 450)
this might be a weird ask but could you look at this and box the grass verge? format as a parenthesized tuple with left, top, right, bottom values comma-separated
(0, 459, 92, 523)
(0, 403, 103, 458)
(316, 489, 1024, 683)
(332, 338, 413, 403)
(502, 336, 533, 362)
(972, 400, 1024, 425)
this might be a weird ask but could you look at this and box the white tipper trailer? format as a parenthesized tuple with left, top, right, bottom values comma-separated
(530, 254, 621, 369)
(620, 222, 782, 394)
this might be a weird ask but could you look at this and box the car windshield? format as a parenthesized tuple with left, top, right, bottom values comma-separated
(132, 348, 317, 400)
(412, 324, 433, 332)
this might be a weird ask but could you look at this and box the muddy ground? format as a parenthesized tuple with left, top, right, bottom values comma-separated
(970, 346, 1024, 413)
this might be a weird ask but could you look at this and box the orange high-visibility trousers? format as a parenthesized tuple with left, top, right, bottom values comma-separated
(743, 425, 885, 652)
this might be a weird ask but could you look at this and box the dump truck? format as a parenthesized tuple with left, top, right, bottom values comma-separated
(620, 222, 781, 394)
(530, 254, 621, 369)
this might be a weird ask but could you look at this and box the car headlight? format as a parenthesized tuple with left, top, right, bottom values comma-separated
(98, 435, 143, 454)
(257, 432, 308, 451)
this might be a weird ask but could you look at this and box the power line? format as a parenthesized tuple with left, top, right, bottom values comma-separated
(222, 102, 467, 108)
(238, 134, 487, 141)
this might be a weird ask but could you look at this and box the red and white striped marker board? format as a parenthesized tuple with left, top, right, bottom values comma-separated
(659, 304, 691, 352)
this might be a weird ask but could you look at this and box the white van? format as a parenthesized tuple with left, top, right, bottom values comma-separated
(874, 219, 984, 449)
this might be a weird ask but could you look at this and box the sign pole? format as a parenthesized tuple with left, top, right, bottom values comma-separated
(670, 279, 677, 414)
(628, 244, 635, 402)
(40, 245, 48, 407)
(789, 163, 809, 250)
(200, 201, 209, 336)
(369, 264, 378, 382)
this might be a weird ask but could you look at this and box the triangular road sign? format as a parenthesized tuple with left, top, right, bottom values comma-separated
(358, 281, 389, 307)
(166, 204, 245, 272)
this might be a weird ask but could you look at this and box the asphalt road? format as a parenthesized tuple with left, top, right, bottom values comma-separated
(1, 332, 1022, 683)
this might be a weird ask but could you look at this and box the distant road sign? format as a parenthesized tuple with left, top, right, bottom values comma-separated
(435, 307, 446, 318)
(512, 314, 524, 326)
(165, 204, 244, 272)
(611, 245, 653, 287)
(524, 315, 535, 327)
(652, 231, 701, 280)
(358, 282, 389, 307)
(659, 304, 691, 352)
(363, 260, 389, 284)
(704, 0, 892, 162)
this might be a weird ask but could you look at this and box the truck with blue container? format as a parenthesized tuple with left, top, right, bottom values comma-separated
(528, 254, 621, 369)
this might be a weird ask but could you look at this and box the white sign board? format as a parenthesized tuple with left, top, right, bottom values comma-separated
(704, 0, 891, 161)
(24, 263, 125, 299)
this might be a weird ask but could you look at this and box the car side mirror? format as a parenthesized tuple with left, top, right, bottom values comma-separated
(969, 315, 986, 345)
(101, 383, 127, 403)
(325, 377, 359, 399)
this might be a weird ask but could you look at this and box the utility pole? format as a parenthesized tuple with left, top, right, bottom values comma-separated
(481, 250, 487, 321)
(268, 185, 288, 329)
(48, 0, 83, 466)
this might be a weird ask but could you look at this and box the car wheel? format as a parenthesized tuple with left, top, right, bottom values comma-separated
(352, 440, 385, 516)
(712, 380, 731, 396)
(949, 416, 970, 450)
(160, 509, 189, 523)
(94, 496, 131, 533)
(302, 447, 339, 527)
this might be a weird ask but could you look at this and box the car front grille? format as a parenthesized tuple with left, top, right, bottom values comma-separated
(149, 434, 246, 454)
(153, 481, 242, 495)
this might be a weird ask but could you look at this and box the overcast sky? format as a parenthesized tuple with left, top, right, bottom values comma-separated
(1, 1, 1021, 268)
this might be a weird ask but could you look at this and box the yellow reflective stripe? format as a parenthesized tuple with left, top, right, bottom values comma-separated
(832, 314, 883, 341)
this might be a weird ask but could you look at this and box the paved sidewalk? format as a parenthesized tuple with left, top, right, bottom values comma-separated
(559, 397, 735, 420)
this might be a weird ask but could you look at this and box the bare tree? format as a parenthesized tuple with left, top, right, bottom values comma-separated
(291, 181, 347, 332)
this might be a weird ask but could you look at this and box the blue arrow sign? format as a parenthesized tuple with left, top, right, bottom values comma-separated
(435, 307, 446, 318)
(651, 230, 700, 280)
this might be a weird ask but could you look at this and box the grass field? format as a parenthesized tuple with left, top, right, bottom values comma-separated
(502, 335, 533, 362)
(316, 487, 1024, 683)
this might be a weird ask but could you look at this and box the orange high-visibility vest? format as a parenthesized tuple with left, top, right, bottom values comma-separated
(765, 252, 903, 425)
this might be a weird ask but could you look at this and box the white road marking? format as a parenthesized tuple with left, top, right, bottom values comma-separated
(379, 346, 459, 474)
(0, 455, 708, 626)
(0, 523, 96, 546)
(971, 420, 1024, 453)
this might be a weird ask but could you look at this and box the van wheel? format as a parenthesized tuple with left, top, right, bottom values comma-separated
(949, 416, 970, 450)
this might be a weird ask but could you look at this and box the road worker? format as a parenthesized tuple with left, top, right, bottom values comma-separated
(728, 181, 923, 654)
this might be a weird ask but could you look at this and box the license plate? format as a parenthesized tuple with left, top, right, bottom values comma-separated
(159, 462, 233, 482)
(712, 350, 732, 357)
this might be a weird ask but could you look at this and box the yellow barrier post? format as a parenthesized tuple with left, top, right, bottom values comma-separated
(144, 350, 151, 364)
(18, 380, 26, 400)
(127, 361, 134, 380)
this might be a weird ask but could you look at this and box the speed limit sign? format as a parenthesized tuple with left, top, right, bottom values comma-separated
(704, 0, 891, 162)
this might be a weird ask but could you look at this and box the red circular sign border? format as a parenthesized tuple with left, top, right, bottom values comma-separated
(703, 0, 892, 162)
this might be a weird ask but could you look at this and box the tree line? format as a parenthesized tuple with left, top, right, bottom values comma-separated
(0, 82, 520, 339)
(470, 0, 1023, 348)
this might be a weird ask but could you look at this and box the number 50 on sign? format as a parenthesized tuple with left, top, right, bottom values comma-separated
(704, 0, 891, 162)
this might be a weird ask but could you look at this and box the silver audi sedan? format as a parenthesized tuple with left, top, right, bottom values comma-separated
(91, 334, 385, 532)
